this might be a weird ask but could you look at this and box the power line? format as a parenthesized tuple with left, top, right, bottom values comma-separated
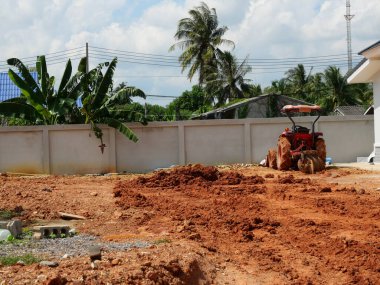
(0, 51, 86, 68)
(88, 48, 361, 66)
(0, 46, 84, 63)
(91, 45, 361, 61)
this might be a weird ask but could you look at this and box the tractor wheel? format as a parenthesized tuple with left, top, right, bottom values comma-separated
(277, 136, 292, 170)
(315, 138, 326, 163)
(266, 149, 277, 169)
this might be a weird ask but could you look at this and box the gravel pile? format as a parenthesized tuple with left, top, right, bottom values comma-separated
(0, 235, 151, 259)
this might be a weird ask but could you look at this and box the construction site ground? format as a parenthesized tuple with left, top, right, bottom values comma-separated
(0, 164, 380, 284)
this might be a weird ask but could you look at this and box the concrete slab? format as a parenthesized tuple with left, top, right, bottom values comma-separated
(332, 163, 380, 171)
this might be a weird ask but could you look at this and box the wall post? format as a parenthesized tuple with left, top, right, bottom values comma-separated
(244, 122, 252, 163)
(178, 124, 186, 165)
(108, 127, 117, 172)
(42, 129, 50, 174)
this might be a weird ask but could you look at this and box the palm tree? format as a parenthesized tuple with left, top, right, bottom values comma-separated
(205, 51, 252, 106)
(285, 64, 311, 99)
(169, 2, 234, 85)
(322, 66, 358, 111)
(265, 78, 290, 95)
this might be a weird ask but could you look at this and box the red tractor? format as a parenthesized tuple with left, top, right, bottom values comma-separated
(266, 105, 326, 173)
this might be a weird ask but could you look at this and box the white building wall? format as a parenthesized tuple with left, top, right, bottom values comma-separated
(0, 116, 374, 174)
(373, 76, 380, 162)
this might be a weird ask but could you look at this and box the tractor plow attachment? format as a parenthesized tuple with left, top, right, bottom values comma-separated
(297, 151, 325, 174)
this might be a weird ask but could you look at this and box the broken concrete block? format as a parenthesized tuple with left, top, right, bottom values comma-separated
(7, 220, 22, 237)
(88, 245, 102, 261)
(0, 220, 22, 237)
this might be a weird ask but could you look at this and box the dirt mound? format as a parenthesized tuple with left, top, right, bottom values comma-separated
(118, 164, 265, 191)
(134, 164, 219, 188)
(2, 165, 380, 284)
(278, 174, 310, 184)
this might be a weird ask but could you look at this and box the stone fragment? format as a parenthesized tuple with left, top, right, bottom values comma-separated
(16, 260, 25, 266)
(111, 258, 120, 266)
(36, 275, 47, 282)
(0, 220, 22, 237)
(58, 212, 86, 220)
(33, 232, 42, 240)
(40, 261, 59, 267)
(46, 275, 67, 285)
(88, 245, 102, 261)
(188, 233, 201, 240)
(68, 228, 77, 237)
(7, 220, 22, 237)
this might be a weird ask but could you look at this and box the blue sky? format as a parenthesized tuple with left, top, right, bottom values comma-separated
(0, 0, 379, 106)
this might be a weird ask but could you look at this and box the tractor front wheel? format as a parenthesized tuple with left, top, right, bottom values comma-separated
(277, 136, 292, 170)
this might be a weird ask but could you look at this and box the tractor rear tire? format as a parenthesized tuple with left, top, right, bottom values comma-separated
(277, 136, 292, 170)
(315, 138, 326, 163)
(266, 149, 277, 169)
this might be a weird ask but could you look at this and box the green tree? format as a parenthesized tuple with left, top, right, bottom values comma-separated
(285, 64, 312, 99)
(167, 85, 211, 119)
(109, 82, 146, 105)
(145, 104, 171, 121)
(205, 51, 252, 106)
(246, 83, 262, 97)
(322, 66, 358, 112)
(264, 78, 290, 95)
(80, 57, 146, 151)
(169, 2, 234, 85)
(0, 56, 85, 124)
(354, 83, 373, 107)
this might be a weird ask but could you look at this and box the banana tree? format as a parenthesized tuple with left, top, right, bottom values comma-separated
(80, 57, 147, 153)
(0, 56, 86, 124)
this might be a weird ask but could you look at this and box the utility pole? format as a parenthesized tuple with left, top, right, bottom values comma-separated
(86, 42, 89, 73)
(344, 0, 354, 71)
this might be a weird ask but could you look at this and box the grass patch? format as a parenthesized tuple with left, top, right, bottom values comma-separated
(0, 207, 23, 220)
(0, 254, 40, 266)
(153, 238, 171, 245)
(0, 210, 17, 220)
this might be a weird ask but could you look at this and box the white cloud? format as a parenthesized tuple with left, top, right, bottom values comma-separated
(0, 0, 379, 105)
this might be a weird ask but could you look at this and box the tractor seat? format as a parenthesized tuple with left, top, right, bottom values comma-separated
(293, 125, 309, 134)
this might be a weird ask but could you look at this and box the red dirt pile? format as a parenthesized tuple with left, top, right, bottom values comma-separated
(113, 164, 380, 284)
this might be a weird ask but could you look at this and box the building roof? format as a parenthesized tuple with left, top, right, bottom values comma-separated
(364, 105, 374, 115)
(0, 71, 38, 102)
(345, 58, 367, 79)
(359, 40, 380, 55)
(334, 105, 367, 116)
(348, 40, 380, 84)
(192, 93, 314, 119)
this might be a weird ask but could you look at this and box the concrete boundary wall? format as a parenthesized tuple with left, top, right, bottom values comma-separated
(0, 115, 374, 174)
